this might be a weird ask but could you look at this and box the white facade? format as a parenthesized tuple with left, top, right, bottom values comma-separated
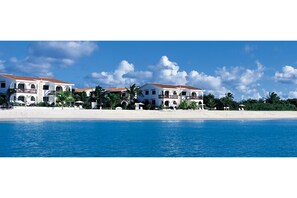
(0, 74, 74, 105)
(138, 83, 204, 108)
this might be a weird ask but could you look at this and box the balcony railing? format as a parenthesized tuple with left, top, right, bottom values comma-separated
(186, 96, 203, 100)
(159, 95, 178, 99)
(15, 88, 37, 94)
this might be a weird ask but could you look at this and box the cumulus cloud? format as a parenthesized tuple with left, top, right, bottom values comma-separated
(8, 41, 97, 77)
(215, 61, 264, 94)
(187, 70, 227, 97)
(89, 60, 152, 87)
(275, 65, 297, 84)
(29, 41, 97, 61)
(288, 90, 297, 98)
(150, 56, 188, 85)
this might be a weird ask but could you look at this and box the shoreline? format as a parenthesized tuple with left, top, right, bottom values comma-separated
(1, 107, 297, 121)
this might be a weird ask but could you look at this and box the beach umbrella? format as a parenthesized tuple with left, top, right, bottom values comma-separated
(75, 101, 84, 104)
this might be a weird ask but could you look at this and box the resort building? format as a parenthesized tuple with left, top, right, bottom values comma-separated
(74, 88, 95, 97)
(105, 87, 129, 106)
(138, 83, 204, 108)
(0, 74, 74, 105)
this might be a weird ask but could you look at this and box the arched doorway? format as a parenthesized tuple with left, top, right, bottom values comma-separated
(164, 101, 169, 107)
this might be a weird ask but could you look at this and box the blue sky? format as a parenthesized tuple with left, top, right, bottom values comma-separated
(1, 41, 297, 100)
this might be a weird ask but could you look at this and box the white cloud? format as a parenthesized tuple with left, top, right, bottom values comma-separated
(288, 90, 297, 98)
(89, 60, 152, 87)
(150, 56, 188, 85)
(188, 70, 227, 97)
(8, 41, 97, 77)
(215, 61, 264, 94)
(29, 41, 97, 61)
(0, 60, 5, 72)
(275, 65, 297, 84)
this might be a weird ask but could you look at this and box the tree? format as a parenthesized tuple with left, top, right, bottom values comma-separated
(91, 86, 106, 109)
(189, 101, 198, 110)
(126, 84, 143, 104)
(266, 92, 280, 104)
(179, 100, 189, 109)
(219, 92, 238, 110)
(56, 91, 74, 109)
(203, 93, 217, 109)
(105, 93, 121, 109)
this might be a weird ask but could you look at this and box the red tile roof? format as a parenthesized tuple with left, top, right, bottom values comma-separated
(75, 88, 94, 92)
(105, 87, 127, 92)
(151, 83, 202, 90)
(1, 74, 73, 84)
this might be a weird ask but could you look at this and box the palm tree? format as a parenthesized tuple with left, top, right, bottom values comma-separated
(91, 86, 106, 109)
(56, 91, 74, 109)
(105, 93, 121, 109)
(126, 84, 143, 104)
(266, 92, 280, 104)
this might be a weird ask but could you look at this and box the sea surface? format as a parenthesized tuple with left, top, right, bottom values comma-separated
(1, 120, 297, 157)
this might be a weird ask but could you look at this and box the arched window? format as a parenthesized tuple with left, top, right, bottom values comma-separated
(173, 91, 177, 95)
(31, 84, 36, 89)
(56, 86, 63, 92)
(192, 92, 197, 97)
(173, 101, 177, 105)
(18, 83, 25, 90)
(18, 96, 25, 102)
(31, 96, 35, 101)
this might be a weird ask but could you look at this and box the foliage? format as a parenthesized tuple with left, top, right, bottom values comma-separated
(203, 93, 217, 109)
(189, 101, 198, 110)
(105, 93, 121, 109)
(179, 100, 189, 109)
(56, 91, 75, 108)
(91, 86, 107, 109)
(265, 92, 280, 104)
(126, 84, 143, 105)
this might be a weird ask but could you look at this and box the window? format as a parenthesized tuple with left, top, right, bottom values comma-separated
(31, 84, 36, 89)
(145, 90, 149, 95)
(1, 82, 5, 88)
(182, 91, 187, 96)
(152, 90, 156, 95)
(43, 85, 49, 90)
(31, 96, 35, 101)
(43, 97, 49, 102)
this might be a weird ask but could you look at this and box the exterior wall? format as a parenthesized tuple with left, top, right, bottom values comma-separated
(0, 75, 74, 105)
(139, 84, 204, 108)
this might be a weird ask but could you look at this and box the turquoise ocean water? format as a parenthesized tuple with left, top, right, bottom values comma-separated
(0, 120, 297, 157)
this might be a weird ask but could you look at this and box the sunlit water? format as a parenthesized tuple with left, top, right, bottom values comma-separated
(1, 120, 297, 157)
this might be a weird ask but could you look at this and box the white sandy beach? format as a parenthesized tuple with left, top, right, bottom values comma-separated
(1, 107, 297, 120)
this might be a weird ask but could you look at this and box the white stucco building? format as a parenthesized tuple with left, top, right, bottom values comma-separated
(138, 83, 204, 108)
(0, 74, 74, 105)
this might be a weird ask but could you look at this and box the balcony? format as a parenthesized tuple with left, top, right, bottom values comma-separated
(159, 95, 178, 99)
(186, 96, 203, 100)
(15, 88, 37, 94)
